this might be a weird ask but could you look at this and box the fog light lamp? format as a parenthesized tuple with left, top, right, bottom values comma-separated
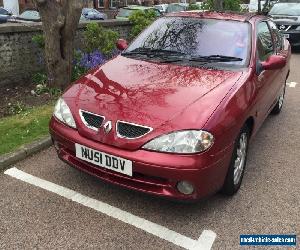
(177, 181, 194, 195)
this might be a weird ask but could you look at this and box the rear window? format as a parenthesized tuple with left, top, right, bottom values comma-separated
(20, 11, 40, 20)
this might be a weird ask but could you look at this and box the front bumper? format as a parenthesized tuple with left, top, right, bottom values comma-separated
(49, 117, 233, 201)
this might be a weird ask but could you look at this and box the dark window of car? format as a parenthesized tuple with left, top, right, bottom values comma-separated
(256, 22, 274, 61)
(0, 8, 9, 15)
(19, 10, 40, 20)
(126, 17, 251, 67)
(268, 20, 283, 51)
(269, 3, 300, 16)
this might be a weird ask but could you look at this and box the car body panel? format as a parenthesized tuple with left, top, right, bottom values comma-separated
(64, 55, 243, 151)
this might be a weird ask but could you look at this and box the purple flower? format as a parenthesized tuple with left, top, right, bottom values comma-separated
(80, 50, 106, 70)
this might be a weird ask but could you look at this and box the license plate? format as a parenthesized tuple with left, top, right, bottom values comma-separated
(283, 34, 289, 39)
(75, 143, 133, 176)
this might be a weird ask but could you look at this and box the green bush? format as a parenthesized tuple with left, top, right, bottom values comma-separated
(188, 3, 201, 10)
(84, 22, 119, 55)
(128, 10, 157, 38)
(32, 34, 45, 49)
(224, 0, 241, 11)
(202, 0, 241, 11)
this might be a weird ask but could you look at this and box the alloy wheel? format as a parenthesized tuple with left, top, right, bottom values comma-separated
(233, 133, 248, 185)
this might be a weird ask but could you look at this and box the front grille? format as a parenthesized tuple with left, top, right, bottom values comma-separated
(272, 16, 298, 21)
(80, 110, 104, 130)
(117, 121, 152, 139)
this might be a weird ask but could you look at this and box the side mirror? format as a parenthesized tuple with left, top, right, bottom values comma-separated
(261, 55, 286, 70)
(116, 39, 128, 51)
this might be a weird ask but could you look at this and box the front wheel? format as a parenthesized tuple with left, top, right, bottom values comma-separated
(271, 83, 286, 115)
(221, 125, 250, 195)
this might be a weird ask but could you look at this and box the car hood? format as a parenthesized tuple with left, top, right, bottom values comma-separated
(64, 55, 243, 150)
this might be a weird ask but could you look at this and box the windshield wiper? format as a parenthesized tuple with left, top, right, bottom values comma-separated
(197, 55, 243, 62)
(122, 48, 187, 57)
(159, 55, 243, 64)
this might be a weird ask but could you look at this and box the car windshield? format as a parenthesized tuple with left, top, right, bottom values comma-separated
(118, 8, 135, 17)
(125, 17, 250, 67)
(269, 3, 300, 16)
(20, 10, 40, 20)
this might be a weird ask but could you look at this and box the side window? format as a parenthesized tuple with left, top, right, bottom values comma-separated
(268, 21, 283, 51)
(257, 22, 274, 61)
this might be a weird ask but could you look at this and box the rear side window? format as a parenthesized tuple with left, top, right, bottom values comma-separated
(268, 21, 283, 51)
(256, 22, 274, 61)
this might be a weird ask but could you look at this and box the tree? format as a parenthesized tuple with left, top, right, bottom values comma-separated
(33, 0, 84, 89)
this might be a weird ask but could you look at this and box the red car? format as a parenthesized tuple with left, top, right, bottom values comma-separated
(50, 12, 291, 201)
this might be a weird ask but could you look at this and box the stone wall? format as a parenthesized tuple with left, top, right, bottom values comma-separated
(0, 20, 131, 87)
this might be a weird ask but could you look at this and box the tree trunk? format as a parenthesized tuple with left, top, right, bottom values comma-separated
(93, 0, 98, 9)
(258, 0, 262, 13)
(214, 0, 224, 11)
(33, 0, 83, 89)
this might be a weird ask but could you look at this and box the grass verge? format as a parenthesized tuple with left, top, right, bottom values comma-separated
(0, 104, 54, 155)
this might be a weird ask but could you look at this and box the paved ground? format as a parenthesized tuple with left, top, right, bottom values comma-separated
(1, 51, 299, 250)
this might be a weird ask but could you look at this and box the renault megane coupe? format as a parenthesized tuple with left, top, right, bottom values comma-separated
(50, 11, 291, 201)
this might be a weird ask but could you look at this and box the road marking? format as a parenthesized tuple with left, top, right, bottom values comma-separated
(4, 167, 216, 250)
(286, 82, 298, 88)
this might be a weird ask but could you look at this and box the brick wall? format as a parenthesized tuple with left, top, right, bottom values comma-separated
(0, 20, 131, 87)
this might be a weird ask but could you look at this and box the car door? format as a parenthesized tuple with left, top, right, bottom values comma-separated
(254, 21, 281, 121)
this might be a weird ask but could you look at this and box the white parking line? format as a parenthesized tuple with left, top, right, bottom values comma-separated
(4, 167, 216, 250)
(286, 82, 298, 88)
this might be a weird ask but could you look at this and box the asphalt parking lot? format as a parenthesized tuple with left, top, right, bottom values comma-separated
(1, 51, 299, 250)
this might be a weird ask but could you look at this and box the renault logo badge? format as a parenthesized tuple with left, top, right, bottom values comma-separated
(103, 121, 112, 134)
(279, 25, 286, 30)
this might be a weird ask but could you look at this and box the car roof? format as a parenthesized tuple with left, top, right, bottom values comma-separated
(166, 11, 264, 22)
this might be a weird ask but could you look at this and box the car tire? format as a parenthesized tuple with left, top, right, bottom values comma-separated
(271, 82, 286, 115)
(221, 125, 250, 196)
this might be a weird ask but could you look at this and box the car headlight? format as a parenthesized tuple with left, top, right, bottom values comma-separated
(142, 130, 214, 154)
(53, 98, 76, 128)
(296, 26, 300, 31)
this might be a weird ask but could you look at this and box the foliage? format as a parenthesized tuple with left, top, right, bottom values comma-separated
(202, 0, 241, 11)
(84, 22, 119, 55)
(128, 10, 157, 38)
(224, 0, 241, 11)
(32, 34, 45, 49)
(188, 3, 201, 10)
(7, 101, 27, 115)
(0, 104, 54, 155)
(72, 50, 88, 81)
(79, 50, 107, 69)
(32, 72, 47, 85)
(32, 72, 62, 97)
(201, 0, 214, 11)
